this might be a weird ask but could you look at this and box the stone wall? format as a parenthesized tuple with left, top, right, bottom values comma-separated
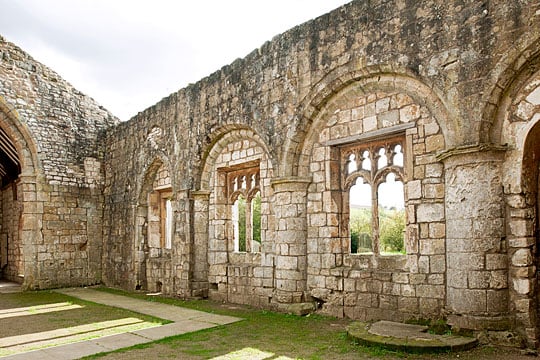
(0, 183, 21, 281)
(304, 87, 446, 321)
(2, 0, 540, 348)
(100, 0, 540, 345)
(0, 36, 118, 288)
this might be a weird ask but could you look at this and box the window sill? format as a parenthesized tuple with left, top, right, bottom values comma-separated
(229, 251, 261, 265)
(344, 252, 407, 270)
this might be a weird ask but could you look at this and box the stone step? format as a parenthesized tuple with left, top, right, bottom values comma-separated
(347, 320, 478, 354)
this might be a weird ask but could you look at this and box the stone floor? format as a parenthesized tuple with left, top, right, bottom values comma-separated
(0, 284, 241, 360)
(0, 281, 21, 294)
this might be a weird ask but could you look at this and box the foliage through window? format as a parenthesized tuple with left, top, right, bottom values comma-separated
(342, 136, 406, 255)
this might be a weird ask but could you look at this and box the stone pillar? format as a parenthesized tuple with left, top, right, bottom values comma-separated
(505, 192, 536, 345)
(191, 190, 210, 298)
(440, 146, 509, 330)
(271, 177, 314, 313)
(174, 189, 192, 298)
(20, 174, 43, 289)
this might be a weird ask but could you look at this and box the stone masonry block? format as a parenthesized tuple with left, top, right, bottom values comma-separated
(447, 252, 484, 270)
(416, 203, 444, 222)
(512, 248, 533, 267)
(448, 288, 486, 313)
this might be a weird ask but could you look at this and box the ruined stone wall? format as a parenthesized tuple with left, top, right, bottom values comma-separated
(500, 69, 540, 345)
(0, 36, 118, 185)
(99, 0, 540, 344)
(206, 138, 274, 306)
(102, 100, 182, 290)
(0, 183, 22, 281)
(304, 88, 446, 321)
(0, 36, 118, 288)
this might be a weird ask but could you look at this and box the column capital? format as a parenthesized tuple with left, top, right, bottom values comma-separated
(191, 190, 211, 199)
(271, 177, 311, 192)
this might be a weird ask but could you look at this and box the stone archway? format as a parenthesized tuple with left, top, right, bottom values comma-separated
(0, 124, 21, 281)
(0, 100, 39, 287)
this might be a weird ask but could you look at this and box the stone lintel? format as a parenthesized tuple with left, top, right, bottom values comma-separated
(325, 122, 414, 147)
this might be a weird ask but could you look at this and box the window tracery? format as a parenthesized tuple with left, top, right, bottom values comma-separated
(220, 161, 261, 252)
(342, 135, 406, 255)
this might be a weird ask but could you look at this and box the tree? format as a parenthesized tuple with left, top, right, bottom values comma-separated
(379, 207, 405, 253)
(350, 207, 372, 253)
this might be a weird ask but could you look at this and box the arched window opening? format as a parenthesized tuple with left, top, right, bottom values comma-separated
(220, 160, 261, 253)
(164, 199, 173, 249)
(377, 147, 387, 169)
(378, 173, 405, 254)
(233, 195, 247, 252)
(349, 177, 372, 254)
(392, 144, 404, 167)
(347, 153, 357, 174)
(361, 150, 371, 170)
(251, 191, 262, 252)
(147, 164, 173, 250)
(342, 135, 406, 255)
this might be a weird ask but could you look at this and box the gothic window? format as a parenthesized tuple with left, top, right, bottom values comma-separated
(342, 135, 406, 255)
(221, 161, 261, 252)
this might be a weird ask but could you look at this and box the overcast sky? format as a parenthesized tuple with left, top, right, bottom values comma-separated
(1, 0, 351, 121)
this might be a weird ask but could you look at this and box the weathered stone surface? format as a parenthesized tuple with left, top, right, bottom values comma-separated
(2, 0, 540, 348)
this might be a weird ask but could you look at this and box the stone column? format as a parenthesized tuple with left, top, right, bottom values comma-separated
(191, 190, 210, 298)
(271, 177, 313, 314)
(440, 146, 509, 330)
(174, 189, 192, 298)
(506, 191, 536, 344)
(20, 174, 43, 289)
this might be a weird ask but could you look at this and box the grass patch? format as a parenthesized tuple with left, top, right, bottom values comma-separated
(3, 287, 530, 360)
(80, 287, 402, 360)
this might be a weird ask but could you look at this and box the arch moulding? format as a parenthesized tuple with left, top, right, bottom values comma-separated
(285, 68, 455, 178)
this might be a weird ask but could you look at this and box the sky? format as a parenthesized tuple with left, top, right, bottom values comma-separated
(0, 0, 351, 121)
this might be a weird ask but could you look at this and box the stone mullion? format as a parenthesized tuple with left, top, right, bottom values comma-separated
(370, 146, 380, 255)
(245, 197, 253, 252)
(371, 179, 380, 255)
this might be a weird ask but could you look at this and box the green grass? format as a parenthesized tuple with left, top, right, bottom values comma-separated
(3, 288, 529, 360)
(77, 287, 406, 360)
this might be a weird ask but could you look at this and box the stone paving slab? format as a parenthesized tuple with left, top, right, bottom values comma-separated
(92, 332, 149, 351)
(0, 281, 21, 294)
(347, 320, 478, 354)
(1, 287, 242, 359)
